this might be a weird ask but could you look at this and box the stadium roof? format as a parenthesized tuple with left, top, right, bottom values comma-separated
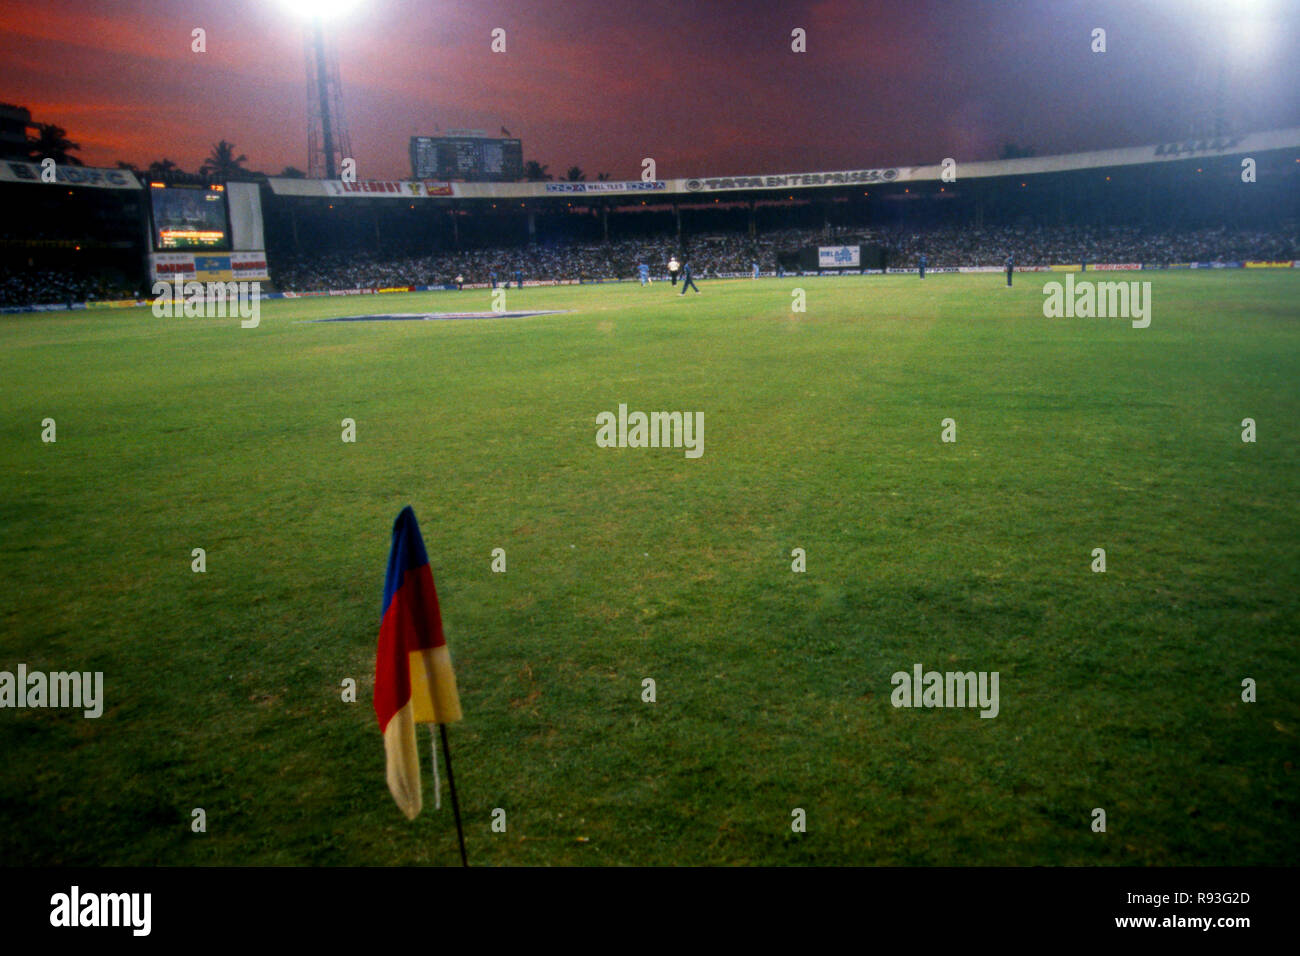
(12, 127, 1292, 200)
(264, 127, 1300, 202)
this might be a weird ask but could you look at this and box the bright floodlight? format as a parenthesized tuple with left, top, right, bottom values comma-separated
(277, 0, 362, 19)
(1224, 17, 1271, 57)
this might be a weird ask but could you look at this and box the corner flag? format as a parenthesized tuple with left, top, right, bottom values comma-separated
(374, 506, 462, 820)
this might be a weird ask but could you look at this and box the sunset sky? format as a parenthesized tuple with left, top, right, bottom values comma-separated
(2, 0, 1297, 180)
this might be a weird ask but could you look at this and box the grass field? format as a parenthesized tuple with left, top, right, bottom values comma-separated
(1, 270, 1297, 866)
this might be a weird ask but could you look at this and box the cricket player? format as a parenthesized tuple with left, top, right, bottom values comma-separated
(638, 262, 650, 286)
(667, 256, 681, 287)
(678, 259, 700, 295)
(919, 254, 927, 279)
(1005, 255, 1014, 287)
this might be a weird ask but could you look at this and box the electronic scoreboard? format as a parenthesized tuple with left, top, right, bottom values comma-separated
(148, 182, 231, 251)
(409, 134, 523, 181)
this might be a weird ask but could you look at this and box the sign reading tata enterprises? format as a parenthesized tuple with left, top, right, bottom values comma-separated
(684, 167, 899, 192)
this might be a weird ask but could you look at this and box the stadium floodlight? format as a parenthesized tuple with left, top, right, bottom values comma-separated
(1184, 0, 1277, 57)
(1179, 0, 1279, 139)
(1224, 17, 1271, 57)
(277, 0, 363, 20)
(277, 0, 359, 178)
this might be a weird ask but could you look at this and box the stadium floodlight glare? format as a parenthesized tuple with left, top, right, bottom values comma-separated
(277, 0, 362, 19)
(1186, 0, 1276, 55)
(1224, 17, 1271, 57)
(281, 0, 359, 177)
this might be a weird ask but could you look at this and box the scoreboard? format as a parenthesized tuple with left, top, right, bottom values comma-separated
(148, 182, 230, 251)
(410, 135, 523, 182)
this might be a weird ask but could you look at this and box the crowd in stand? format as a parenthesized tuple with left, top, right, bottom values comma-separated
(0, 266, 139, 308)
(2, 223, 1295, 306)
(267, 223, 1297, 292)
(267, 229, 826, 292)
(874, 224, 1297, 269)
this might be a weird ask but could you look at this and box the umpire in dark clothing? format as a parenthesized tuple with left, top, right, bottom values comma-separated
(678, 260, 700, 295)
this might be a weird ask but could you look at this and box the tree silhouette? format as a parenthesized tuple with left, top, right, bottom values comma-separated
(199, 139, 249, 180)
(998, 142, 1036, 160)
(146, 158, 183, 178)
(565, 165, 586, 182)
(278, 166, 308, 178)
(523, 160, 551, 181)
(29, 124, 83, 166)
(596, 171, 611, 181)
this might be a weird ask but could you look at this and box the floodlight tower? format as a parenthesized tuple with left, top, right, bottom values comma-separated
(1185, 3, 1274, 140)
(280, 1, 359, 179)
(1186, 53, 1224, 140)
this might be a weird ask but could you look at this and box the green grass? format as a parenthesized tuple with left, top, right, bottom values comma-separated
(1, 271, 1297, 866)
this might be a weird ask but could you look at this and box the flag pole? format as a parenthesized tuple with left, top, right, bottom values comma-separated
(439, 722, 468, 867)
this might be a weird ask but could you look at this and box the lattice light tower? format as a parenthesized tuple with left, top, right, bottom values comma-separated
(305, 18, 353, 179)
(279, 2, 359, 179)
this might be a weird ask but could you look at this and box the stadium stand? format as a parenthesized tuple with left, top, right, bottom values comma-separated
(264, 224, 1297, 293)
(0, 265, 139, 308)
(2, 128, 1297, 307)
(3, 223, 1294, 307)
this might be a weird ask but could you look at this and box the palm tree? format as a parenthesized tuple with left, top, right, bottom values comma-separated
(199, 139, 249, 180)
(565, 165, 585, 182)
(596, 171, 611, 181)
(115, 160, 142, 174)
(523, 160, 551, 181)
(146, 158, 183, 178)
(29, 124, 83, 166)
